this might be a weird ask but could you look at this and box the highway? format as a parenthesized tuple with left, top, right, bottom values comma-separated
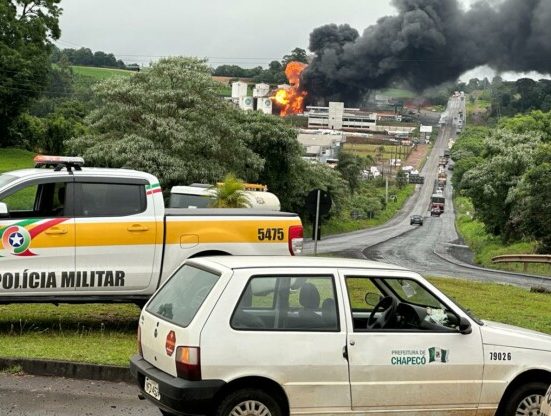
(304, 96, 551, 290)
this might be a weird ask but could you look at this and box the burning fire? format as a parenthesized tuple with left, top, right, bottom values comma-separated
(272, 61, 308, 116)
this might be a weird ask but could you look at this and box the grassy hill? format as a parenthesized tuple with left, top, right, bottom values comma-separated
(0, 148, 35, 173)
(71, 65, 134, 80)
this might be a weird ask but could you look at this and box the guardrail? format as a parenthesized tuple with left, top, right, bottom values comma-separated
(492, 254, 551, 272)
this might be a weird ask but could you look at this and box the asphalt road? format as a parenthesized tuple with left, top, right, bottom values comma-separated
(304, 97, 551, 290)
(0, 373, 160, 416)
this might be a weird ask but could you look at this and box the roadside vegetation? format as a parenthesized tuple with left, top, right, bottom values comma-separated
(454, 197, 549, 276)
(451, 112, 551, 259)
(0, 277, 548, 366)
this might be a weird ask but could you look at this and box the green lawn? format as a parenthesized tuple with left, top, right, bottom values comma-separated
(0, 148, 35, 173)
(0, 303, 140, 366)
(71, 65, 134, 80)
(0, 277, 549, 366)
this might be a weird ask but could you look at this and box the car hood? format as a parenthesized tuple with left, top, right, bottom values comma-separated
(481, 320, 551, 352)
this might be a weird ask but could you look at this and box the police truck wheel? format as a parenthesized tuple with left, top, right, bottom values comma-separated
(216, 388, 282, 416)
(502, 381, 546, 416)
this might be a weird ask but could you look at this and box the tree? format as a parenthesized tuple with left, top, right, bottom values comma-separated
(209, 174, 251, 208)
(0, 0, 61, 146)
(462, 129, 541, 238)
(67, 57, 264, 188)
(282, 47, 308, 66)
(337, 152, 369, 193)
(510, 144, 551, 252)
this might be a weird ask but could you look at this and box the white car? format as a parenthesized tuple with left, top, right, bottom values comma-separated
(130, 256, 551, 416)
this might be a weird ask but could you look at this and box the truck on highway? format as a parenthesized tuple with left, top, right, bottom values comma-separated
(0, 156, 303, 304)
(431, 193, 445, 213)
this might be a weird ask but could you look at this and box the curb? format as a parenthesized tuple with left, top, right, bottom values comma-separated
(0, 357, 132, 383)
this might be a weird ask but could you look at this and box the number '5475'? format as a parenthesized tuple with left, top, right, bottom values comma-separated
(257, 228, 284, 241)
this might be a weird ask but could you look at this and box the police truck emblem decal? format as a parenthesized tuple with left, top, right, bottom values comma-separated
(0, 218, 68, 257)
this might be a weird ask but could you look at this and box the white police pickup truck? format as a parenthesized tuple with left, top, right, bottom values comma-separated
(131, 256, 551, 416)
(0, 156, 303, 304)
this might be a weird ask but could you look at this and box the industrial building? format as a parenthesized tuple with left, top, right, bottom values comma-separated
(306, 102, 378, 131)
(231, 81, 273, 115)
(297, 132, 344, 164)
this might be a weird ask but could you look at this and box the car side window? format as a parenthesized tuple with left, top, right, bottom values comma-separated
(231, 275, 339, 331)
(75, 183, 146, 217)
(0, 182, 68, 218)
(346, 276, 461, 332)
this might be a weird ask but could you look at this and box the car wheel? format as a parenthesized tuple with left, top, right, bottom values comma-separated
(160, 410, 178, 416)
(216, 388, 283, 416)
(501, 381, 547, 416)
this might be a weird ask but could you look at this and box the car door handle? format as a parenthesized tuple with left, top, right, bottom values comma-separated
(45, 227, 68, 235)
(127, 224, 149, 232)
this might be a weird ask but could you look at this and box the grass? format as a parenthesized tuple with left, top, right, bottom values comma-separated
(0, 277, 549, 365)
(454, 196, 550, 276)
(71, 65, 134, 80)
(343, 143, 413, 163)
(0, 303, 140, 366)
(429, 277, 551, 335)
(0, 148, 35, 173)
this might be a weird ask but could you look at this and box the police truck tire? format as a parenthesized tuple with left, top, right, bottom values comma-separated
(216, 388, 282, 416)
(501, 381, 547, 416)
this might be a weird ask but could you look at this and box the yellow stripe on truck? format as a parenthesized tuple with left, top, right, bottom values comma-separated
(165, 219, 301, 244)
(75, 222, 158, 246)
(21, 218, 300, 249)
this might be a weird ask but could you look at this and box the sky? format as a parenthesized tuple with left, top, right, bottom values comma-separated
(56, 0, 548, 82)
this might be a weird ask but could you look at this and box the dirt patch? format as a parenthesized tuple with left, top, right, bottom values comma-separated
(405, 144, 429, 170)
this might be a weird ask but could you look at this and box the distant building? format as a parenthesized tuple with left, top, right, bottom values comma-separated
(306, 103, 377, 132)
(297, 132, 344, 163)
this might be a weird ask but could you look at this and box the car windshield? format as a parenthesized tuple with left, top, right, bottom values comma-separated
(146, 265, 220, 327)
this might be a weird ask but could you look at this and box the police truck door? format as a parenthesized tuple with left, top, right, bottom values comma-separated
(73, 180, 157, 293)
(0, 178, 76, 295)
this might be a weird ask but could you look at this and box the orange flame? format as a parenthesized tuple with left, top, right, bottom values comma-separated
(272, 61, 308, 116)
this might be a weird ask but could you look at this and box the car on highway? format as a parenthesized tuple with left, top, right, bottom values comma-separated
(130, 256, 551, 416)
(410, 215, 423, 225)
(431, 207, 442, 217)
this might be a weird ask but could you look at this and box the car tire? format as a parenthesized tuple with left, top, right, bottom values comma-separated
(501, 381, 547, 416)
(160, 410, 178, 416)
(216, 388, 283, 416)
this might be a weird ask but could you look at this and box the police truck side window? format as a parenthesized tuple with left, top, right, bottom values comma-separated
(77, 183, 146, 217)
(0, 182, 68, 218)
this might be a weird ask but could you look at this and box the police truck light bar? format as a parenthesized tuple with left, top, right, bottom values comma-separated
(34, 155, 85, 169)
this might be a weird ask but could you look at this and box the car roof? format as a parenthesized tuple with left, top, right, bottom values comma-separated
(4, 168, 156, 182)
(189, 256, 409, 272)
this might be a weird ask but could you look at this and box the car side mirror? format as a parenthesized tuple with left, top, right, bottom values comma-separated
(365, 292, 382, 307)
(0, 202, 8, 218)
(459, 316, 472, 335)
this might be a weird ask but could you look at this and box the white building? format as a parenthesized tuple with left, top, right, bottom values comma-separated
(297, 133, 344, 163)
(307, 103, 378, 131)
(231, 82, 248, 99)
(253, 83, 270, 98)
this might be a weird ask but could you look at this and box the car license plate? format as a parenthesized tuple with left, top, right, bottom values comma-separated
(144, 377, 160, 400)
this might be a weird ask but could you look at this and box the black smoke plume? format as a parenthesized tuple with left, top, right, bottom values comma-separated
(302, 0, 551, 104)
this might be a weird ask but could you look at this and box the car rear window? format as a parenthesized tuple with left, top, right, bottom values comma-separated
(146, 265, 220, 327)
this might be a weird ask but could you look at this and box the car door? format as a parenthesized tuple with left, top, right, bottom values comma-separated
(73, 179, 158, 293)
(340, 269, 484, 415)
(200, 269, 352, 415)
(0, 177, 75, 295)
